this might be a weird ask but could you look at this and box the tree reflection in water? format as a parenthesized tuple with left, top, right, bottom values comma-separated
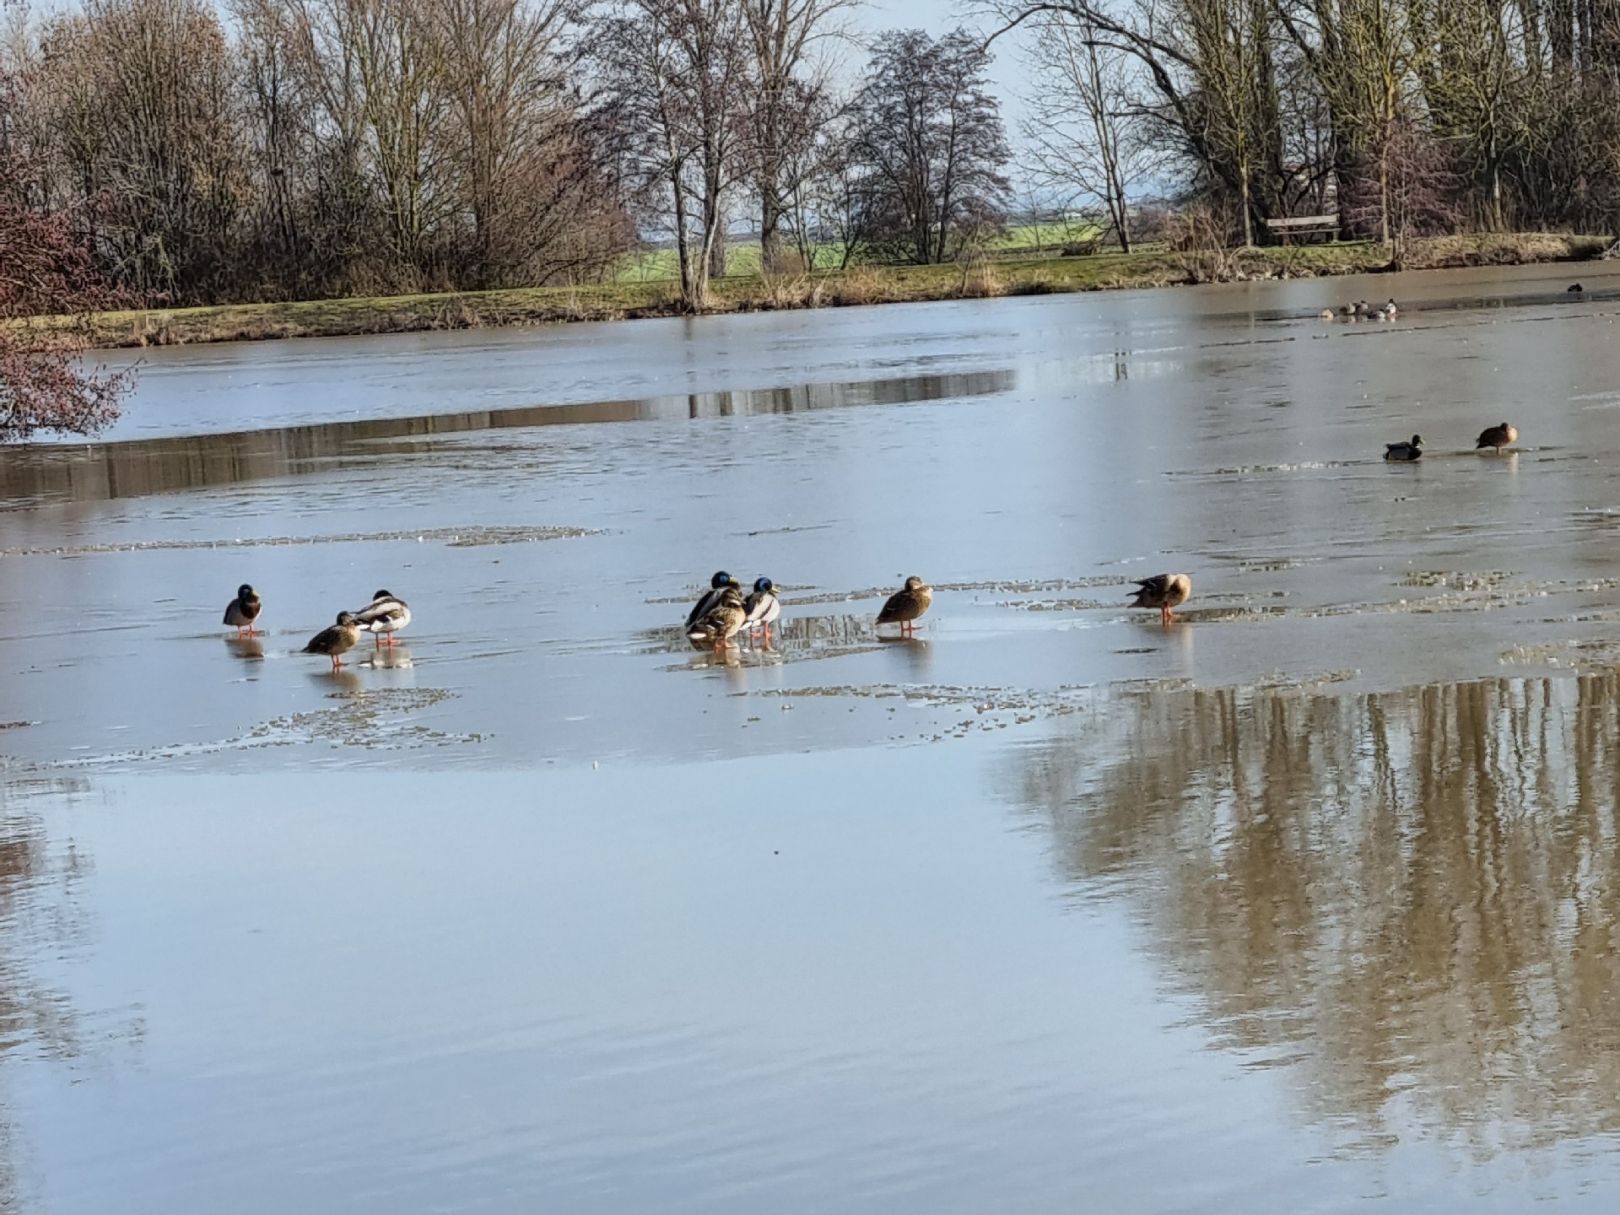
(0, 775, 111, 1205)
(1007, 675, 1620, 1152)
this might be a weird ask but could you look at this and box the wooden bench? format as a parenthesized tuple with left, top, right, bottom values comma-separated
(1265, 215, 1340, 244)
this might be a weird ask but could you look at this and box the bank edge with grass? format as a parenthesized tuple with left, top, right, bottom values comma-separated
(15, 233, 1612, 352)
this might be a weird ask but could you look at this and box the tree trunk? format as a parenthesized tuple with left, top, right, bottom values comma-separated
(760, 182, 784, 273)
(708, 226, 727, 280)
(1239, 166, 1254, 247)
(672, 164, 696, 309)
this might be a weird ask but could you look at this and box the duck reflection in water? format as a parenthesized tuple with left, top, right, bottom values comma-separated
(883, 635, 933, 678)
(309, 666, 363, 694)
(360, 646, 415, 671)
(224, 636, 265, 662)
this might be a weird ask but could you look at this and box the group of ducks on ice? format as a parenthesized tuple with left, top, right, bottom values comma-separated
(221, 571, 1192, 669)
(1321, 297, 1401, 321)
(680, 569, 1194, 649)
(222, 586, 411, 669)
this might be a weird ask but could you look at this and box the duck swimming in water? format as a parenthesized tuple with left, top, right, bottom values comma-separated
(876, 576, 932, 636)
(685, 571, 740, 631)
(741, 577, 781, 644)
(1129, 574, 1192, 626)
(687, 585, 747, 650)
(222, 584, 262, 637)
(1384, 435, 1424, 461)
(355, 589, 411, 647)
(302, 612, 362, 670)
(1475, 422, 1518, 453)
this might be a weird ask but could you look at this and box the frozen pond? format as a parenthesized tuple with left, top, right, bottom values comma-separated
(4, 262, 1620, 1211)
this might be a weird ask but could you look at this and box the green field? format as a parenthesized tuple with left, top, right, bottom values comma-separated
(615, 222, 1108, 281)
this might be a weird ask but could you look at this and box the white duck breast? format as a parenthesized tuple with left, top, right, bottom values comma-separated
(356, 594, 411, 634)
(743, 589, 781, 628)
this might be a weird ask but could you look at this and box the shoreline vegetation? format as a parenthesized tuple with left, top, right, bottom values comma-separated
(16, 233, 1612, 352)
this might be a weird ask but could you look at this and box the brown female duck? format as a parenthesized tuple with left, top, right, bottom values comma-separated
(876, 576, 932, 635)
(302, 612, 362, 669)
(1475, 422, 1518, 453)
(687, 585, 747, 650)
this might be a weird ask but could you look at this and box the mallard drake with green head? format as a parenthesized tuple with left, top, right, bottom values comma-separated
(1475, 422, 1518, 453)
(685, 571, 740, 631)
(1384, 435, 1423, 461)
(303, 612, 362, 669)
(223, 584, 262, 637)
(876, 576, 932, 635)
(1129, 573, 1192, 626)
(742, 577, 781, 643)
(355, 589, 411, 647)
(687, 585, 747, 649)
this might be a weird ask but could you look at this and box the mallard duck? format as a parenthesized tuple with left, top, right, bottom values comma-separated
(742, 576, 781, 643)
(685, 571, 740, 630)
(1384, 435, 1423, 461)
(1384, 298, 1399, 317)
(1129, 574, 1192, 626)
(222, 583, 262, 637)
(1337, 304, 1354, 318)
(1319, 309, 1335, 320)
(687, 585, 747, 649)
(1352, 300, 1369, 317)
(355, 589, 411, 647)
(1475, 422, 1518, 453)
(1568, 283, 1584, 293)
(876, 576, 932, 635)
(303, 612, 362, 669)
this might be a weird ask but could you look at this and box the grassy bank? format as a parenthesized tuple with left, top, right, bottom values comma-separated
(16, 232, 1610, 351)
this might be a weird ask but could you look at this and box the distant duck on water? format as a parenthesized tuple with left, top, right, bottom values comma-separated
(1128, 574, 1192, 626)
(1384, 435, 1423, 461)
(223, 584, 262, 637)
(1569, 283, 1584, 293)
(1476, 422, 1518, 453)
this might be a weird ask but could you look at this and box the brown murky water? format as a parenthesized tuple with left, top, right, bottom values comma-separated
(5, 263, 1620, 1211)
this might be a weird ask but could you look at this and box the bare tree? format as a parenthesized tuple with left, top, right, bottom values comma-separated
(740, 0, 850, 273)
(432, 0, 622, 286)
(848, 27, 1011, 265)
(593, 0, 750, 308)
(32, 0, 246, 301)
(1018, 10, 1164, 250)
